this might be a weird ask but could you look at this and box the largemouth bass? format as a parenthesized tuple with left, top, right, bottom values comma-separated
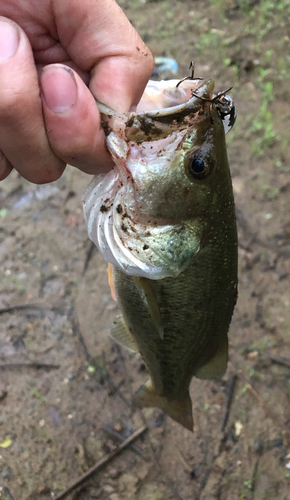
(83, 76, 238, 431)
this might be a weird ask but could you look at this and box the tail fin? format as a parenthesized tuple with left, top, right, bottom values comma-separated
(132, 380, 193, 432)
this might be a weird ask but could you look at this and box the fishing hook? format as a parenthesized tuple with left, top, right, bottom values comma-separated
(191, 86, 233, 124)
(176, 61, 203, 88)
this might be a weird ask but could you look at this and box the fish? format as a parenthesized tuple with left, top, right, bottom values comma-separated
(83, 75, 238, 431)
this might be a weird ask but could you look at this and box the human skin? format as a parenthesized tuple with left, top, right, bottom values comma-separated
(0, 0, 154, 183)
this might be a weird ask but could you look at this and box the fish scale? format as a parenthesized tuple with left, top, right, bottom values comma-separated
(113, 204, 237, 398)
(83, 77, 238, 431)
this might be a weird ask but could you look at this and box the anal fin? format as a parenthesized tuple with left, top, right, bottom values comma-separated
(110, 315, 137, 353)
(195, 336, 228, 380)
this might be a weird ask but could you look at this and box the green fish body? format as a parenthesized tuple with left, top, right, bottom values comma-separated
(83, 78, 238, 431)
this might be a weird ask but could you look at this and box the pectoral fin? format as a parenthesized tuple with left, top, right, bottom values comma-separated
(110, 315, 137, 353)
(133, 380, 193, 432)
(195, 336, 228, 380)
(133, 276, 164, 340)
(108, 263, 117, 302)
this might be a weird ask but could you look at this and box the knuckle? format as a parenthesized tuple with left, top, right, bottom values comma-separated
(55, 136, 89, 160)
(28, 166, 65, 185)
(0, 89, 27, 118)
(0, 151, 12, 181)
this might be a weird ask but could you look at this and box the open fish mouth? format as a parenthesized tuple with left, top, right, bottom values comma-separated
(83, 78, 235, 280)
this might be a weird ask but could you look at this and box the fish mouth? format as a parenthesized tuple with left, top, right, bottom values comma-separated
(83, 79, 215, 280)
(98, 79, 214, 117)
(102, 79, 215, 187)
(98, 79, 215, 144)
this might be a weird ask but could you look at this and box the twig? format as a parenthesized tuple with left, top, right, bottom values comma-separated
(102, 424, 145, 457)
(54, 425, 147, 500)
(0, 362, 60, 370)
(267, 354, 290, 369)
(82, 240, 97, 276)
(101, 350, 131, 408)
(229, 362, 290, 438)
(195, 374, 237, 500)
(115, 344, 184, 500)
(69, 308, 130, 408)
(0, 390, 8, 402)
(214, 469, 227, 500)
(250, 457, 260, 494)
(0, 486, 15, 500)
(69, 308, 91, 364)
(0, 302, 51, 314)
(221, 374, 237, 431)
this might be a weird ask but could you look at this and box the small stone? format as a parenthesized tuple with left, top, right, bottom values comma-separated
(39, 419, 45, 427)
(38, 485, 50, 494)
(152, 411, 166, 428)
(109, 468, 120, 479)
(247, 350, 258, 359)
(253, 438, 264, 454)
(2, 466, 11, 478)
(48, 407, 62, 428)
(110, 494, 120, 500)
(103, 484, 114, 494)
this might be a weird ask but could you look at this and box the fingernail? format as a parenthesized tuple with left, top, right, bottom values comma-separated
(40, 66, 77, 113)
(0, 21, 19, 61)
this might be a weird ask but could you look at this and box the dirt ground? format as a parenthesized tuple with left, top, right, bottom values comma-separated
(1, 1, 290, 499)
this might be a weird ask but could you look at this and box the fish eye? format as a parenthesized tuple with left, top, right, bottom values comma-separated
(188, 154, 211, 180)
(191, 158, 205, 174)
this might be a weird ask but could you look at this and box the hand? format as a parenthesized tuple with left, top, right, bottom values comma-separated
(0, 0, 153, 183)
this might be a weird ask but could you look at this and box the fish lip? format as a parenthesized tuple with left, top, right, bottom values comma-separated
(96, 79, 214, 120)
(141, 79, 214, 118)
(98, 80, 214, 146)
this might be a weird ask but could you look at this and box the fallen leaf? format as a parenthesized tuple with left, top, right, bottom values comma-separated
(0, 438, 12, 448)
(235, 421, 243, 437)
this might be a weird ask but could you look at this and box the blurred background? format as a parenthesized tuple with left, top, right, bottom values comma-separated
(0, 1, 290, 498)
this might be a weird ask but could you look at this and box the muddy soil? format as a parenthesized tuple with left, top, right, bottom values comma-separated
(1, 1, 290, 499)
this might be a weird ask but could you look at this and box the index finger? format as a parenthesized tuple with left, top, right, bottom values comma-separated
(53, 0, 154, 112)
